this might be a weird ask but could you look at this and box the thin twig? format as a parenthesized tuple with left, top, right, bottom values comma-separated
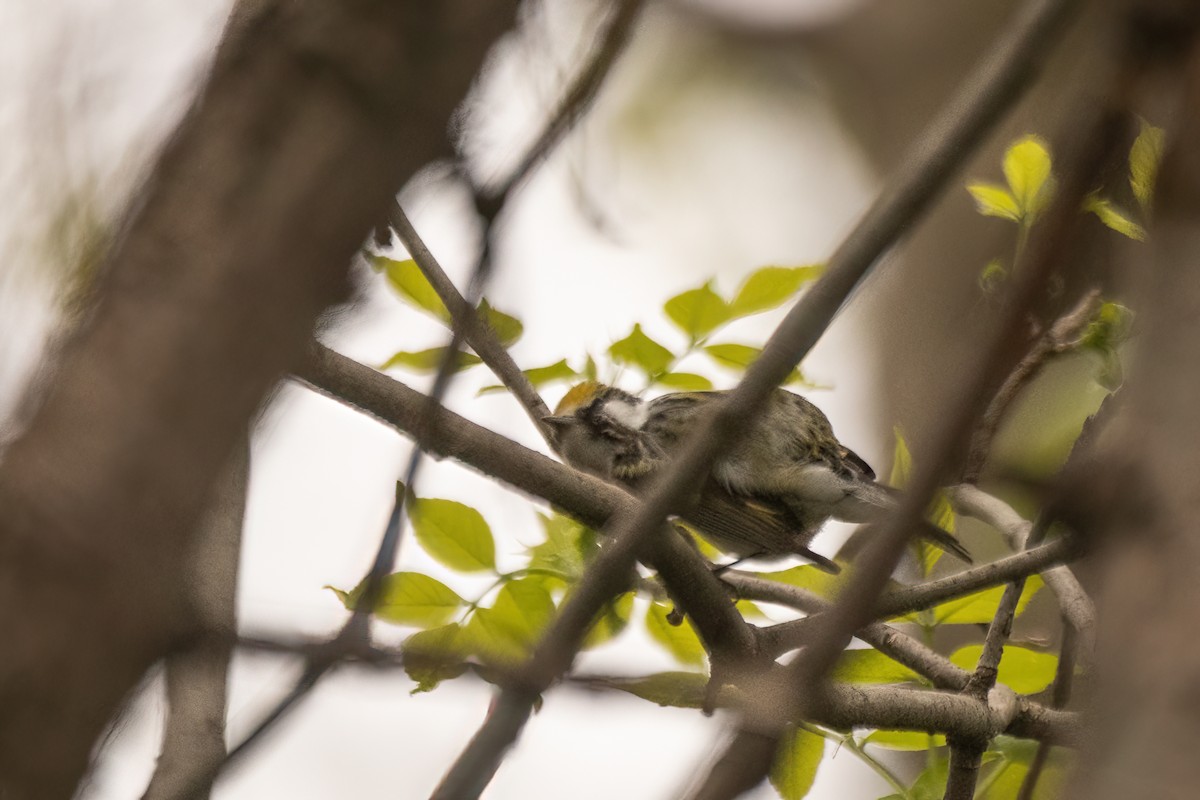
(479, 0, 646, 210)
(943, 573, 1029, 800)
(389, 205, 554, 436)
(755, 538, 1075, 658)
(963, 289, 1103, 482)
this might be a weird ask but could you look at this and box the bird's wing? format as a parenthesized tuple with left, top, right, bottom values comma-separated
(684, 481, 840, 573)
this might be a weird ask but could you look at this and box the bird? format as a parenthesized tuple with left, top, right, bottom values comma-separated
(544, 381, 971, 573)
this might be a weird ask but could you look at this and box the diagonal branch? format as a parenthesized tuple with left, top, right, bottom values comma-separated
(690, 7, 1132, 796)
(296, 345, 756, 661)
(435, 0, 1087, 794)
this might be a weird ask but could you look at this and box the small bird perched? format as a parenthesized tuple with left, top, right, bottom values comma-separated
(545, 382, 970, 573)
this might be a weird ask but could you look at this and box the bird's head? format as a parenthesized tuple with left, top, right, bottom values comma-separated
(544, 382, 648, 477)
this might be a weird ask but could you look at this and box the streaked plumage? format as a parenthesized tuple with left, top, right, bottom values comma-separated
(547, 382, 970, 573)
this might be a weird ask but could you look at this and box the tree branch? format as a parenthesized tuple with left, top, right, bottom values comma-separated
(943, 568, 1029, 800)
(755, 538, 1076, 658)
(295, 344, 756, 665)
(726, 573, 970, 691)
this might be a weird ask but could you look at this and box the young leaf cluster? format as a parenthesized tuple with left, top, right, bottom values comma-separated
(968, 132, 1149, 390)
(606, 264, 825, 392)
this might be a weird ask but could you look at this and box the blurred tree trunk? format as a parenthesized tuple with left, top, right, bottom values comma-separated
(0, 1, 517, 797)
(1066, 29, 1200, 798)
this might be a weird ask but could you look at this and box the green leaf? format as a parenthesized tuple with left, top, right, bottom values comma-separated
(902, 575, 1044, 625)
(890, 428, 955, 576)
(863, 730, 946, 751)
(664, 281, 731, 341)
(408, 497, 496, 572)
(645, 602, 707, 667)
(375, 257, 451, 324)
(583, 591, 634, 649)
(583, 354, 599, 381)
(909, 752, 950, 800)
(527, 513, 595, 581)
(769, 726, 824, 800)
(380, 347, 482, 373)
(730, 265, 823, 317)
(477, 299, 523, 347)
(831, 649, 921, 685)
(525, 359, 578, 386)
(756, 564, 842, 599)
(402, 623, 468, 692)
(602, 671, 708, 708)
(889, 426, 913, 488)
(1003, 135, 1054, 220)
(1130, 119, 1165, 211)
(609, 324, 675, 375)
(704, 342, 761, 370)
(1084, 195, 1145, 241)
(950, 644, 1058, 693)
(329, 571, 464, 627)
(979, 258, 1007, 293)
(967, 183, 1021, 222)
(465, 578, 556, 665)
(1081, 301, 1133, 391)
(735, 599, 767, 619)
(656, 372, 714, 391)
(477, 359, 578, 396)
(1081, 301, 1134, 352)
(979, 759, 1030, 800)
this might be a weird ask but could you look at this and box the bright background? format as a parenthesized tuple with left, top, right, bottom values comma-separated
(0, 0, 915, 797)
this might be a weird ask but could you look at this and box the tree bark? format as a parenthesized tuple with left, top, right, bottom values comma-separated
(0, 1, 517, 797)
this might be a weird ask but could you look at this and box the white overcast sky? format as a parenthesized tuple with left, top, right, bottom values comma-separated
(0, 0, 914, 797)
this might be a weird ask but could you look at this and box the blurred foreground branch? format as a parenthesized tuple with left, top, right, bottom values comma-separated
(0, 1, 518, 796)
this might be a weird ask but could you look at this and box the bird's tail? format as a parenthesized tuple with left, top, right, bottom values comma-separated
(916, 519, 973, 563)
(838, 481, 973, 564)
